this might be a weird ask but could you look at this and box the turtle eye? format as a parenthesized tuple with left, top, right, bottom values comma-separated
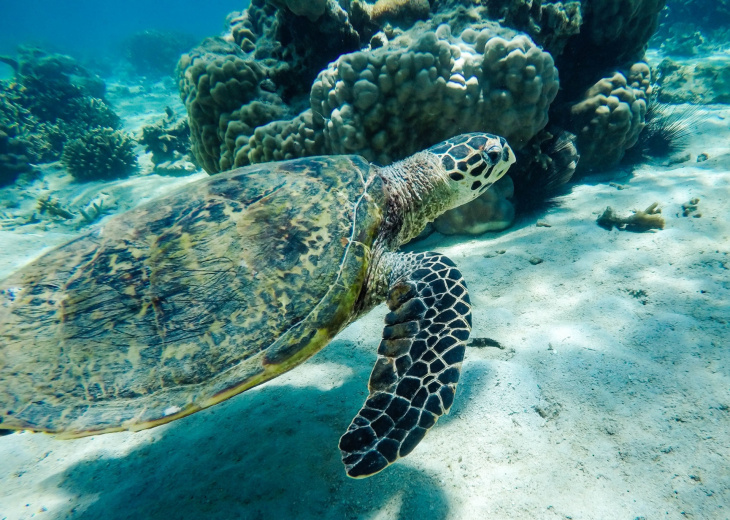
(484, 146, 502, 164)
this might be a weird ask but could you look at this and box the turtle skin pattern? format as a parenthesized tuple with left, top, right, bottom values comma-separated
(340, 252, 471, 477)
(0, 156, 384, 435)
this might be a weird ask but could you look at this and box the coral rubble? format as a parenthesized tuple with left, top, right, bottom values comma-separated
(139, 110, 198, 175)
(656, 57, 730, 104)
(597, 202, 665, 231)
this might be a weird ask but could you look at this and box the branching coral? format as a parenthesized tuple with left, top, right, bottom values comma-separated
(61, 127, 138, 182)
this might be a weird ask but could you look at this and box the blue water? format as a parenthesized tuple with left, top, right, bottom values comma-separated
(0, 0, 248, 58)
(0, 2, 729, 518)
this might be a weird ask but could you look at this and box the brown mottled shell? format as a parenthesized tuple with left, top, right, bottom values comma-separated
(0, 155, 384, 436)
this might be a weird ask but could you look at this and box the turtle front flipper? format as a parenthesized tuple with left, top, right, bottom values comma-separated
(339, 252, 471, 478)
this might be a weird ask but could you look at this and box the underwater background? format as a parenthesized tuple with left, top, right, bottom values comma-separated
(0, 1, 242, 59)
(1, 0, 729, 518)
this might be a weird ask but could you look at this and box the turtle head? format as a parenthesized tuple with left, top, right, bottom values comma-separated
(378, 132, 515, 245)
(427, 133, 515, 208)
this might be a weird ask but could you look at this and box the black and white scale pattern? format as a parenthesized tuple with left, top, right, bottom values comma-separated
(428, 133, 510, 192)
(339, 252, 472, 478)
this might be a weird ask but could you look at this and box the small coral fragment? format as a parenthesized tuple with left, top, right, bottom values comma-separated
(468, 337, 504, 349)
(37, 196, 75, 220)
(681, 197, 700, 217)
(597, 202, 665, 232)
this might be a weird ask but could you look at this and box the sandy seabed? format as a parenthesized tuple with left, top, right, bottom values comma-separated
(0, 82, 728, 520)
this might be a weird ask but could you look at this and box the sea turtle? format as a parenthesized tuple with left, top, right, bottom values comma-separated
(0, 133, 514, 478)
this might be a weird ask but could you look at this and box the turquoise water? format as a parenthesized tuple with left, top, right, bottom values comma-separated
(0, 1, 729, 519)
(0, 1, 245, 57)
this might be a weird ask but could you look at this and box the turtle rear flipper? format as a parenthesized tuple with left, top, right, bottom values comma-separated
(339, 252, 471, 478)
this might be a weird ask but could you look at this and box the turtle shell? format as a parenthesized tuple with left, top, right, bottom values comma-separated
(0, 155, 384, 436)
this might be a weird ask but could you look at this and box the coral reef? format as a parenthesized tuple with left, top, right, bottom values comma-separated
(480, 0, 583, 56)
(139, 109, 198, 175)
(181, 23, 559, 171)
(659, 0, 730, 28)
(308, 27, 558, 164)
(656, 23, 707, 56)
(576, 0, 665, 61)
(597, 202, 665, 231)
(563, 62, 652, 173)
(268, 0, 329, 21)
(652, 0, 730, 55)
(178, 0, 667, 233)
(61, 127, 138, 182)
(13, 46, 106, 121)
(0, 128, 34, 187)
(656, 57, 730, 104)
(0, 47, 122, 180)
(177, 37, 292, 173)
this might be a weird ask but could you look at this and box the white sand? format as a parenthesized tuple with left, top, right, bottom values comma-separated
(1, 97, 729, 518)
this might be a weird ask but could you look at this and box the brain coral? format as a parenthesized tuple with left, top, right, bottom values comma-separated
(181, 22, 559, 170)
(307, 25, 559, 165)
(177, 38, 290, 173)
(178, 0, 667, 234)
(565, 62, 652, 172)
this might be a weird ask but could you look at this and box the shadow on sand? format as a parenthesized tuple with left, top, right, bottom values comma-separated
(49, 339, 455, 520)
